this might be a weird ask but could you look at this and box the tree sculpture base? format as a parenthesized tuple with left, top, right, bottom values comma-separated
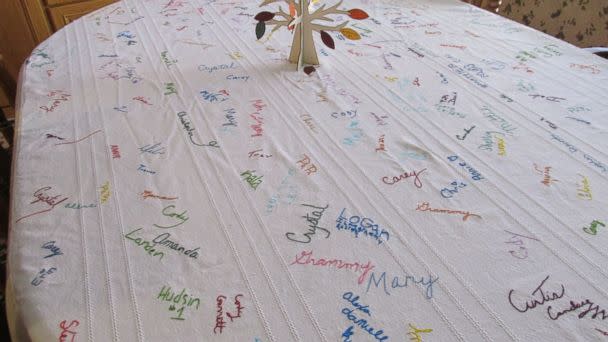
(288, 23, 319, 66)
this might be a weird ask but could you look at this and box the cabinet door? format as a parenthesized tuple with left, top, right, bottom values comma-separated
(47, 0, 117, 31)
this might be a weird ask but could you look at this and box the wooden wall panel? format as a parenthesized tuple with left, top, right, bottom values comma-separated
(20, 0, 54, 42)
(0, 0, 38, 81)
(48, 0, 116, 31)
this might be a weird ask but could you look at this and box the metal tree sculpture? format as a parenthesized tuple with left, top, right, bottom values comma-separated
(255, 0, 369, 67)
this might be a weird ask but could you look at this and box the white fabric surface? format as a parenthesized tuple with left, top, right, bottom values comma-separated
(8, 0, 608, 341)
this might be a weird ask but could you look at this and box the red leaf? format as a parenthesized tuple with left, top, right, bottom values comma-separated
(304, 66, 316, 75)
(349, 9, 369, 20)
(254, 11, 275, 21)
(320, 30, 335, 49)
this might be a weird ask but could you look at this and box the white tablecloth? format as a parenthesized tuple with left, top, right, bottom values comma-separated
(8, 0, 608, 341)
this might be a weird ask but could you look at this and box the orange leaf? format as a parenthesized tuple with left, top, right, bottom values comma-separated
(289, 2, 296, 17)
(340, 28, 361, 40)
(349, 9, 369, 20)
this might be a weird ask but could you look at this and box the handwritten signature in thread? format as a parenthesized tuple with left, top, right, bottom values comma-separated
(41, 241, 63, 258)
(40, 90, 70, 113)
(583, 220, 605, 236)
(214, 294, 244, 333)
(509, 275, 608, 321)
(415, 202, 481, 222)
(177, 111, 219, 148)
(45, 133, 65, 140)
(408, 323, 432, 342)
(153, 205, 189, 229)
(16, 186, 69, 223)
(504, 230, 539, 259)
(595, 328, 608, 336)
(31, 267, 57, 286)
(456, 125, 475, 140)
(59, 320, 79, 342)
(576, 174, 592, 200)
(214, 295, 227, 334)
(508, 275, 565, 314)
(533, 164, 558, 186)
(142, 190, 178, 200)
(382, 168, 427, 189)
(54, 130, 102, 146)
(286, 204, 329, 244)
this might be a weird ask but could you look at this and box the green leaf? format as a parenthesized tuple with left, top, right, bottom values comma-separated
(256, 21, 266, 40)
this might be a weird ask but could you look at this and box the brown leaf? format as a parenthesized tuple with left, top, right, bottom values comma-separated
(320, 30, 335, 49)
(304, 66, 316, 75)
(254, 11, 275, 21)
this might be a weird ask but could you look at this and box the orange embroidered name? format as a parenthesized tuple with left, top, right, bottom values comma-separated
(382, 168, 426, 188)
(375, 134, 386, 152)
(415, 202, 481, 221)
(142, 190, 178, 200)
(440, 44, 466, 50)
(300, 114, 318, 133)
(316, 91, 329, 102)
(534, 164, 558, 186)
(296, 154, 318, 175)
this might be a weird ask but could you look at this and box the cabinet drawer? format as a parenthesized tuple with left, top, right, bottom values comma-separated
(47, 0, 117, 30)
(45, 0, 115, 7)
(46, 0, 81, 6)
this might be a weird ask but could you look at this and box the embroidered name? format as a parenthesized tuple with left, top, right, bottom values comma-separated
(157, 286, 200, 320)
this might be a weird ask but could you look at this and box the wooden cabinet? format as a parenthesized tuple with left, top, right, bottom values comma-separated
(0, 0, 117, 91)
(21, 0, 118, 43)
(47, 0, 118, 31)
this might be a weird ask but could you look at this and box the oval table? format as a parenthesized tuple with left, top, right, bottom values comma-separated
(8, 0, 608, 340)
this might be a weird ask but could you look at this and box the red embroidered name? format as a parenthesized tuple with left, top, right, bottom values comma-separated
(111, 145, 121, 159)
(214, 294, 244, 334)
(58, 320, 79, 342)
(40, 90, 70, 113)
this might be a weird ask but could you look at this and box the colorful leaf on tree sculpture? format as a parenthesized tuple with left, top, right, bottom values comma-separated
(254, 11, 275, 22)
(320, 30, 335, 49)
(304, 66, 316, 75)
(340, 28, 361, 40)
(289, 2, 296, 17)
(256, 21, 266, 40)
(348, 9, 369, 20)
